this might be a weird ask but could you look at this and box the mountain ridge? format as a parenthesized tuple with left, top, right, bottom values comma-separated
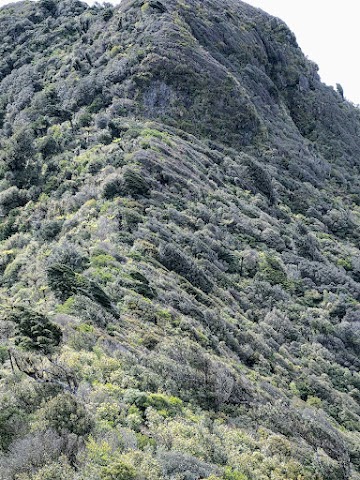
(0, 0, 359, 479)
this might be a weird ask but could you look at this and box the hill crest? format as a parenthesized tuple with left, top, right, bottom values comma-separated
(0, 1, 359, 479)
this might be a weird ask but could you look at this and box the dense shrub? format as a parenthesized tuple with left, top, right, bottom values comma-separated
(0, 186, 28, 215)
(102, 174, 124, 199)
(43, 393, 92, 436)
(123, 168, 151, 198)
(47, 263, 79, 301)
(159, 243, 213, 293)
(101, 461, 136, 480)
(159, 452, 217, 480)
(37, 219, 63, 240)
(47, 263, 115, 314)
(10, 307, 62, 354)
(46, 243, 89, 272)
(0, 0, 360, 478)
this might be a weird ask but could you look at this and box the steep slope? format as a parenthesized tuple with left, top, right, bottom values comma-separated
(0, 0, 360, 479)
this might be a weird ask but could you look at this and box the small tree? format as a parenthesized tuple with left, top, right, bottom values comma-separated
(47, 264, 116, 314)
(10, 307, 62, 355)
(43, 393, 92, 435)
(101, 461, 136, 480)
(40, 0, 57, 15)
(336, 83, 344, 100)
(123, 168, 150, 197)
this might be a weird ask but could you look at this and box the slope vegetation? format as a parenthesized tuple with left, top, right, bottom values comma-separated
(0, 0, 359, 479)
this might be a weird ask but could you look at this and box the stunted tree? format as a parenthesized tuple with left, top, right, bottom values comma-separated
(39, 0, 57, 15)
(47, 263, 117, 315)
(10, 307, 62, 355)
(3, 127, 40, 187)
(336, 83, 344, 100)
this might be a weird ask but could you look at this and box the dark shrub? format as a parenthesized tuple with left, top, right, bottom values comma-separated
(43, 393, 92, 435)
(102, 174, 124, 199)
(123, 168, 150, 197)
(0, 187, 28, 215)
(10, 307, 62, 354)
(37, 219, 63, 240)
(159, 244, 213, 293)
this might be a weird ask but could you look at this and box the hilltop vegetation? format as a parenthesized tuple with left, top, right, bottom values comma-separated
(0, 0, 360, 479)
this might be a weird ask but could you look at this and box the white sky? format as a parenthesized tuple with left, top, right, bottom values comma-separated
(243, 0, 360, 105)
(0, 0, 359, 104)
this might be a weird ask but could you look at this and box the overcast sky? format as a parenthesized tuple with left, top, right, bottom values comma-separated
(1, 0, 359, 104)
(244, 0, 360, 105)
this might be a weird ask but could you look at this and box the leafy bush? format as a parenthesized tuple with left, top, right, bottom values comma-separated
(159, 451, 217, 480)
(258, 254, 287, 286)
(0, 403, 28, 451)
(0, 186, 28, 215)
(47, 264, 115, 314)
(101, 461, 136, 480)
(43, 393, 92, 436)
(47, 243, 89, 272)
(32, 459, 74, 480)
(102, 174, 124, 200)
(3, 127, 39, 187)
(10, 307, 62, 354)
(123, 168, 150, 197)
(37, 220, 63, 240)
(47, 264, 79, 301)
(223, 468, 249, 480)
(128, 271, 156, 299)
(128, 391, 182, 417)
(159, 244, 213, 293)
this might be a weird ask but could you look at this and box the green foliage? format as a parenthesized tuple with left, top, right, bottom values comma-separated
(223, 468, 248, 480)
(101, 461, 136, 480)
(159, 243, 213, 293)
(130, 391, 183, 417)
(0, 186, 29, 214)
(259, 254, 287, 286)
(103, 175, 124, 200)
(0, 402, 28, 450)
(40, 0, 57, 15)
(0, 209, 19, 241)
(38, 135, 61, 159)
(0, 0, 360, 478)
(38, 220, 63, 240)
(128, 271, 156, 298)
(3, 127, 39, 187)
(43, 393, 92, 436)
(10, 307, 62, 354)
(32, 459, 74, 480)
(47, 263, 79, 301)
(78, 111, 93, 128)
(123, 168, 150, 197)
(0, 346, 8, 364)
(47, 264, 115, 314)
(241, 156, 275, 203)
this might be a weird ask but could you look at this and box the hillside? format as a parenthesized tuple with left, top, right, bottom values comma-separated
(0, 0, 359, 479)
